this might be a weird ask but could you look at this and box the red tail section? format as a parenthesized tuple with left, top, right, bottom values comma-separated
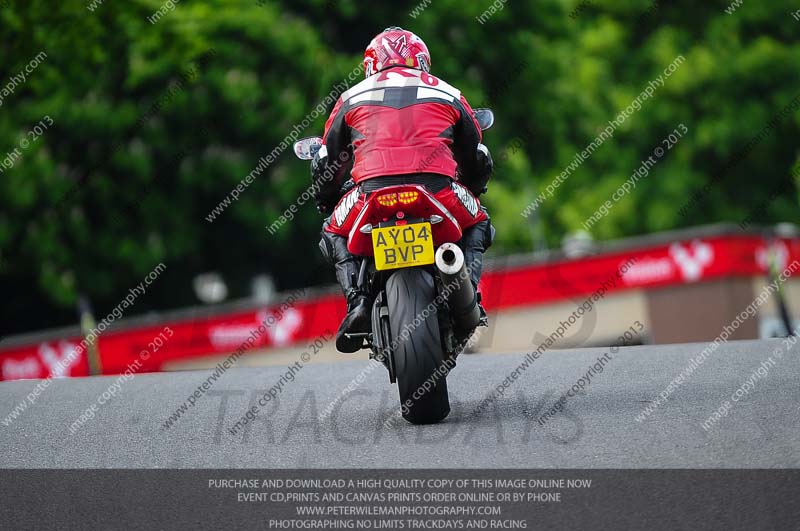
(347, 185, 462, 255)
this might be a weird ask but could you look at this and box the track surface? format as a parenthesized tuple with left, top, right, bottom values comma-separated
(1, 339, 798, 468)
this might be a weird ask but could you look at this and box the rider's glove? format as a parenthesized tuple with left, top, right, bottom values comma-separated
(315, 198, 332, 215)
(339, 178, 356, 196)
(311, 148, 340, 213)
(310, 148, 327, 184)
(466, 144, 493, 196)
(316, 179, 356, 215)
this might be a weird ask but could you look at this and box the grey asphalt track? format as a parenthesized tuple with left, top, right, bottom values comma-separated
(1, 339, 798, 468)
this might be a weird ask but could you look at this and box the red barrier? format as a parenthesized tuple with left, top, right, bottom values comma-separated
(1, 234, 798, 381)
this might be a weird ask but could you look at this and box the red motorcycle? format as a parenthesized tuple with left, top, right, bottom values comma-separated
(293, 109, 494, 424)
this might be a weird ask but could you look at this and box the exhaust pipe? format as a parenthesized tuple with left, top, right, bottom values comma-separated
(435, 243, 480, 333)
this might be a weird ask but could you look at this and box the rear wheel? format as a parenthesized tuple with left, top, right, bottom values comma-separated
(386, 268, 450, 424)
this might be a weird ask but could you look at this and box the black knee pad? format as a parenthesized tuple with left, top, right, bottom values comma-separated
(318, 231, 335, 265)
(479, 206, 495, 250)
(464, 219, 493, 253)
(485, 223, 496, 249)
(320, 229, 352, 266)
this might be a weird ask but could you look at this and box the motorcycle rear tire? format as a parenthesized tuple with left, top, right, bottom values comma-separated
(386, 268, 450, 424)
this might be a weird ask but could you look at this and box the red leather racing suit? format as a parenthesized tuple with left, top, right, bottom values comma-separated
(318, 66, 489, 237)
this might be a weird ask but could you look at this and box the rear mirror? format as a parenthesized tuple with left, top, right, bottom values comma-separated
(293, 136, 324, 160)
(474, 108, 495, 131)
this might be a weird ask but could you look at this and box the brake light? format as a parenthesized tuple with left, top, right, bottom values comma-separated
(398, 191, 419, 204)
(377, 193, 397, 207)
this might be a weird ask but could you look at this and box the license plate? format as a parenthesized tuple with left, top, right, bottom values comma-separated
(372, 222, 434, 271)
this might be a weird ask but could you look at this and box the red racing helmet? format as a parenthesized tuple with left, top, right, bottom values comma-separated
(363, 26, 431, 79)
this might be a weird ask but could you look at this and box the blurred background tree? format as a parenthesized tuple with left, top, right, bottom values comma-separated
(1, 0, 798, 335)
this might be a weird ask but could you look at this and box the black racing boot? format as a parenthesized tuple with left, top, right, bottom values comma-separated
(321, 231, 372, 353)
(462, 215, 494, 328)
(336, 290, 371, 353)
(476, 292, 488, 327)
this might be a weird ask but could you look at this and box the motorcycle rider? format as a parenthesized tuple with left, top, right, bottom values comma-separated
(312, 27, 494, 353)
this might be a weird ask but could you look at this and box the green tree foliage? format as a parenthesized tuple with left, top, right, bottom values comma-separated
(1, 0, 798, 334)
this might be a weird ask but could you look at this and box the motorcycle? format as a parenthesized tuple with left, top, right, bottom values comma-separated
(293, 109, 495, 424)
